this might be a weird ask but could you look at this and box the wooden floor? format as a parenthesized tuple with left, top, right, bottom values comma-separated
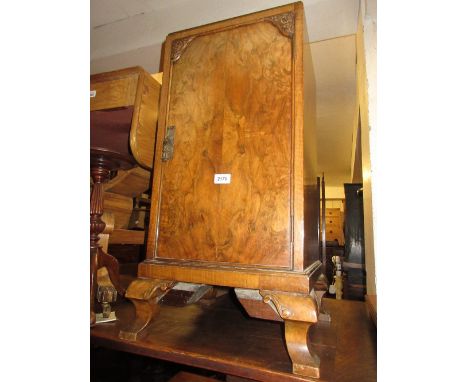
(91, 293, 376, 382)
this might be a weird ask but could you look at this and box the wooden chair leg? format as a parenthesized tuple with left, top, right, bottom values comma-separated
(259, 290, 321, 378)
(119, 278, 175, 341)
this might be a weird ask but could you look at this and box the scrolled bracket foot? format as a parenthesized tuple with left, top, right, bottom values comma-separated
(260, 290, 321, 378)
(118, 278, 175, 341)
(285, 320, 320, 378)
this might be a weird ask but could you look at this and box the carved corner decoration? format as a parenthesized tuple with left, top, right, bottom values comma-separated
(260, 291, 318, 323)
(265, 12, 295, 38)
(171, 36, 195, 62)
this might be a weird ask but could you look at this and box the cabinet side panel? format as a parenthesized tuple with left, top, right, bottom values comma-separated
(302, 5, 320, 269)
(292, 3, 305, 270)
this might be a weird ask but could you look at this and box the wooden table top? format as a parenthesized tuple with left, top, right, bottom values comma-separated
(91, 294, 376, 382)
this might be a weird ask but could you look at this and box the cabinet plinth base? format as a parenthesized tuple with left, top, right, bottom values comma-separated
(138, 260, 321, 294)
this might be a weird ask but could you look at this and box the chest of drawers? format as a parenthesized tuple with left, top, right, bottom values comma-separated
(325, 208, 344, 245)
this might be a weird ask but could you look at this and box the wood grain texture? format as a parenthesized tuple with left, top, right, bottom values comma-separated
(104, 166, 151, 197)
(365, 294, 377, 326)
(169, 372, 220, 382)
(146, 4, 299, 263)
(90, 75, 138, 111)
(285, 320, 320, 378)
(139, 260, 321, 294)
(292, 2, 306, 271)
(326, 208, 341, 217)
(300, 1, 320, 271)
(91, 295, 376, 382)
(157, 19, 293, 268)
(119, 278, 175, 341)
(144, 4, 322, 311)
(235, 288, 283, 322)
(331, 300, 376, 382)
(98, 211, 114, 253)
(226, 377, 257, 382)
(259, 289, 320, 378)
(129, 71, 161, 169)
(108, 229, 145, 245)
(103, 192, 133, 229)
(91, 67, 161, 170)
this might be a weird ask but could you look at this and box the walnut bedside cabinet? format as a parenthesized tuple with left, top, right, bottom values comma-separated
(120, 3, 325, 378)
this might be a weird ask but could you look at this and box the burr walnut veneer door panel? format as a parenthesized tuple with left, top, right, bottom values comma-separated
(156, 20, 293, 268)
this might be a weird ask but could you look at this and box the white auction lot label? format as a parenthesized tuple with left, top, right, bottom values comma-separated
(214, 174, 231, 184)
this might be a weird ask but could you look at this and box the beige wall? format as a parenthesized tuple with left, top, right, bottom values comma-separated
(91, 43, 162, 75)
(91, 0, 360, 74)
(324, 199, 344, 211)
(355, 0, 377, 295)
(325, 185, 345, 199)
(303, 37, 319, 185)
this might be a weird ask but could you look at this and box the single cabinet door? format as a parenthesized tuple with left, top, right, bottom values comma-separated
(155, 12, 296, 268)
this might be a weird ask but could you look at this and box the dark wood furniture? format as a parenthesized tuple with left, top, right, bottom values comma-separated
(122, 3, 323, 378)
(343, 183, 366, 300)
(91, 295, 376, 382)
(321, 176, 327, 271)
(90, 67, 161, 325)
(169, 372, 221, 382)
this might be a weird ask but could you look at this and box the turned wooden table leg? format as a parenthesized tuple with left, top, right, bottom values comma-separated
(90, 161, 110, 326)
(119, 278, 175, 341)
(90, 155, 130, 325)
(260, 290, 321, 378)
